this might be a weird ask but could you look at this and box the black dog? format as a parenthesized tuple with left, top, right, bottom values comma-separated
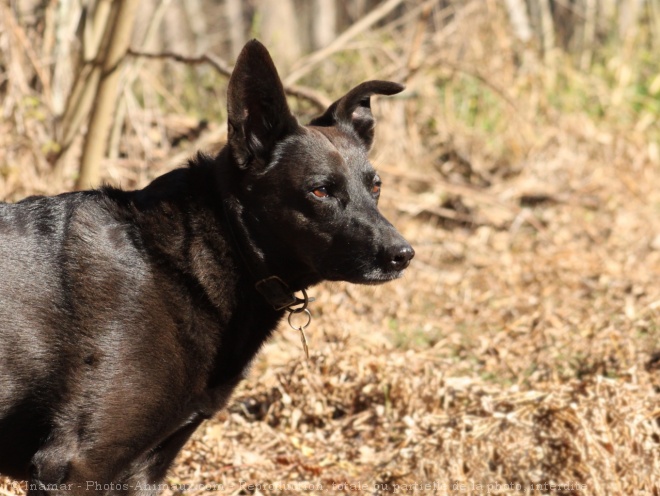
(0, 40, 413, 492)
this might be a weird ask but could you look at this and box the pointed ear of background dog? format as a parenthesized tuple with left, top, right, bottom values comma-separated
(227, 40, 298, 168)
(309, 81, 404, 150)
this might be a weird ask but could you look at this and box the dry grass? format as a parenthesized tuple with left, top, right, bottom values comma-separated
(2, 2, 660, 494)
(154, 115, 659, 494)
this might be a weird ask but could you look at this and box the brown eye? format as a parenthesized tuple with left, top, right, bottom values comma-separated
(312, 187, 329, 198)
(372, 181, 381, 195)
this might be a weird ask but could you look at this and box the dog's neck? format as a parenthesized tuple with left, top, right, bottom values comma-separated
(220, 196, 304, 311)
(214, 152, 316, 311)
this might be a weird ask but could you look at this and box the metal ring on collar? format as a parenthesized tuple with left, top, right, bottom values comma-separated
(288, 308, 312, 330)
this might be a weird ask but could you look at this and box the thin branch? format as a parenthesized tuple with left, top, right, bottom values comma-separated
(126, 49, 331, 110)
(0, 2, 52, 109)
(283, 0, 406, 85)
(127, 49, 232, 77)
(282, 84, 332, 110)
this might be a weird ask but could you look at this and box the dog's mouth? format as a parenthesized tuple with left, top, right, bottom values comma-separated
(353, 268, 407, 285)
(324, 263, 410, 286)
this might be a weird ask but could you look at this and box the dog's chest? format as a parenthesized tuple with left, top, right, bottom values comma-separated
(187, 302, 281, 417)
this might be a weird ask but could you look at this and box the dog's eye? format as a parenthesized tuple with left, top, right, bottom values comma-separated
(312, 187, 329, 198)
(371, 179, 382, 196)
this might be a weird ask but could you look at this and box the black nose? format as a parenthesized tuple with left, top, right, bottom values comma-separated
(386, 243, 415, 271)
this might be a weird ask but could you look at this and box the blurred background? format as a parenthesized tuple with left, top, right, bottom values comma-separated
(1, 0, 659, 493)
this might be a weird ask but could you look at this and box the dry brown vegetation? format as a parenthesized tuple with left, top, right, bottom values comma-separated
(1, 1, 660, 494)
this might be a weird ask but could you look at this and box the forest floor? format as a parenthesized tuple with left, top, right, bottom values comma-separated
(160, 113, 660, 495)
(0, 106, 660, 495)
(1, 63, 660, 496)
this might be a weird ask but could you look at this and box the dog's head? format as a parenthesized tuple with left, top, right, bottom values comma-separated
(225, 40, 414, 288)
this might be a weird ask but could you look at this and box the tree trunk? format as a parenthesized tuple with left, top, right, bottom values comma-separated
(182, 0, 208, 54)
(311, 0, 337, 49)
(56, 0, 114, 159)
(226, 0, 245, 59)
(76, 0, 139, 190)
(258, 0, 301, 71)
(580, 0, 597, 70)
(537, 0, 556, 63)
(504, 0, 532, 43)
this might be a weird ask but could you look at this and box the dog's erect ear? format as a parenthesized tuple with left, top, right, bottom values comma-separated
(227, 40, 298, 168)
(309, 81, 404, 150)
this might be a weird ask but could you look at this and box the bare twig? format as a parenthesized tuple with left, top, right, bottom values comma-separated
(377, 164, 518, 211)
(0, 2, 52, 109)
(127, 49, 331, 110)
(109, 0, 173, 160)
(127, 49, 232, 77)
(283, 0, 406, 85)
(282, 85, 332, 110)
(405, 2, 433, 76)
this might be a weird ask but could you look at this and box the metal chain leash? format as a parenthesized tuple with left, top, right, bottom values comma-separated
(286, 288, 313, 359)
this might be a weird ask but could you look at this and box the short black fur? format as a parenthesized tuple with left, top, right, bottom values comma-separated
(0, 40, 413, 494)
